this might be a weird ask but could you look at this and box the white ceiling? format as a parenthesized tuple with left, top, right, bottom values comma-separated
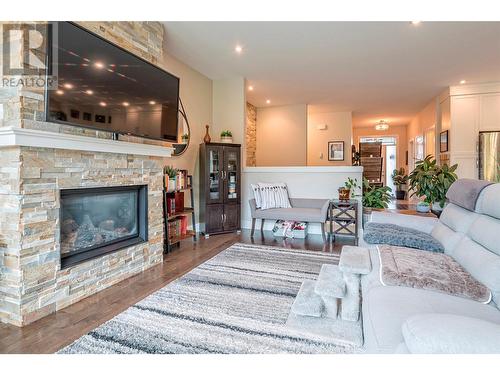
(162, 22, 500, 127)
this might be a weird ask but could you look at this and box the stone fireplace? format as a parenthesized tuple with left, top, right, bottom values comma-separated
(0, 21, 172, 326)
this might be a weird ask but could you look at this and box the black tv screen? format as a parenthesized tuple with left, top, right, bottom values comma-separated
(47, 22, 180, 142)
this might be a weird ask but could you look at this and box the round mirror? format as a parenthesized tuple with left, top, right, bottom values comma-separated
(172, 98, 190, 156)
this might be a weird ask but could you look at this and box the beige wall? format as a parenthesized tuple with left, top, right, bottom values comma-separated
(256, 104, 307, 166)
(212, 77, 246, 144)
(407, 98, 438, 158)
(160, 51, 213, 225)
(353, 124, 408, 171)
(307, 110, 352, 166)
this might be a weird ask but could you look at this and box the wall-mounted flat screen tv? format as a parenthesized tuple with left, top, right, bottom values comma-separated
(47, 22, 180, 142)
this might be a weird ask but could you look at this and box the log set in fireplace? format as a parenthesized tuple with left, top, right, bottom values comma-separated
(60, 185, 148, 269)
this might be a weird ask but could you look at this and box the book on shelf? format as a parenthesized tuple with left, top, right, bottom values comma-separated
(176, 169, 188, 190)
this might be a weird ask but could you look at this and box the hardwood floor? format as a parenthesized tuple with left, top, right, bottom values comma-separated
(0, 229, 344, 354)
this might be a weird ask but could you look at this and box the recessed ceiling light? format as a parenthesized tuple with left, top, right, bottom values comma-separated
(122, 102, 130, 107)
(149, 100, 156, 105)
(94, 62, 105, 69)
(411, 21, 422, 25)
(248, 85, 254, 91)
(460, 80, 467, 84)
(63, 83, 73, 89)
(99, 101, 107, 107)
(56, 89, 64, 95)
(235, 45, 243, 54)
(85, 90, 93, 95)
(266, 99, 271, 104)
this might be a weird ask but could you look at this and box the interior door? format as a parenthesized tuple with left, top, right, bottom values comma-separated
(206, 145, 223, 204)
(223, 203, 240, 231)
(223, 146, 240, 203)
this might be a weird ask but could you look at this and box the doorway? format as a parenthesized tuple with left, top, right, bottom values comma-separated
(359, 136, 397, 193)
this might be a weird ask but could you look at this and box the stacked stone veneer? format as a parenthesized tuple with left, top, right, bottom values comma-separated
(246, 102, 257, 167)
(0, 22, 169, 326)
(0, 147, 164, 326)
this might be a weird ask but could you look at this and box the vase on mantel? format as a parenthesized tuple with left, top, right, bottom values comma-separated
(203, 125, 211, 143)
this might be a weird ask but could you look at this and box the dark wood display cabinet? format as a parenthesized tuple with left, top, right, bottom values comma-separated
(199, 143, 241, 236)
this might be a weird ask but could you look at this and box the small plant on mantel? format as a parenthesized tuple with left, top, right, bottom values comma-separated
(220, 130, 233, 143)
(164, 165, 178, 193)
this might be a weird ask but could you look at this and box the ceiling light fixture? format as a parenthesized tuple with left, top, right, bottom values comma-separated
(411, 21, 422, 25)
(266, 99, 271, 104)
(248, 85, 254, 91)
(375, 120, 389, 131)
(460, 80, 467, 84)
(99, 101, 107, 107)
(235, 45, 243, 54)
(94, 62, 105, 69)
(149, 100, 156, 105)
(85, 90, 93, 95)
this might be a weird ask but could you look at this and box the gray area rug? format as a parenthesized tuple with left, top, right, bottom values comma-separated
(59, 243, 358, 354)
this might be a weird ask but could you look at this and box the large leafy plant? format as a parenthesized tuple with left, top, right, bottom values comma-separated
(408, 155, 458, 208)
(391, 167, 408, 190)
(362, 178, 392, 208)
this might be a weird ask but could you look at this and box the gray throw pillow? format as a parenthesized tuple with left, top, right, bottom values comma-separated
(364, 222, 444, 252)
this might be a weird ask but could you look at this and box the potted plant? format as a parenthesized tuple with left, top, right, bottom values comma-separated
(220, 130, 233, 143)
(408, 155, 458, 214)
(181, 133, 189, 144)
(391, 167, 408, 200)
(164, 165, 178, 193)
(339, 177, 360, 200)
(362, 177, 392, 226)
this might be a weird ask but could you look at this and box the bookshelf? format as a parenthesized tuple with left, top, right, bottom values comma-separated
(163, 172, 196, 253)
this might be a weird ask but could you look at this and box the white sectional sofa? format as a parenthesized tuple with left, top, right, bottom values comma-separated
(358, 181, 500, 353)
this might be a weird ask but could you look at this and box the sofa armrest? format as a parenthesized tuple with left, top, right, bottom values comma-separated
(370, 211, 438, 234)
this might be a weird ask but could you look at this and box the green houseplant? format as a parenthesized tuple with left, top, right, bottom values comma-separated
(408, 155, 458, 213)
(181, 133, 189, 144)
(391, 167, 408, 200)
(362, 177, 392, 226)
(339, 177, 360, 200)
(164, 165, 178, 192)
(220, 130, 233, 143)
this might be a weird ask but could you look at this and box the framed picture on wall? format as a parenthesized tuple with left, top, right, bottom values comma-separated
(440, 130, 449, 152)
(328, 141, 344, 161)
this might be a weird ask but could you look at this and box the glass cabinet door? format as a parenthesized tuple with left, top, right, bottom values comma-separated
(207, 146, 223, 204)
(224, 147, 240, 203)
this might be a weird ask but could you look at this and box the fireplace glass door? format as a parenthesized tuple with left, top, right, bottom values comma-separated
(60, 185, 147, 268)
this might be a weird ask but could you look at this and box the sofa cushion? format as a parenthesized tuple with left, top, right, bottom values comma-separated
(439, 203, 478, 233)
(251, 207, 326, 222)
(468, 215, 500, 257)
(378, 245, 491, 303)
(402, 314, 500, 354)
(451, 237, 500, 307)
(361, 284, 500, 353)
(431, 222, 464, 255)
(364, 222, 444, 252)
(475, 182, 500, 219)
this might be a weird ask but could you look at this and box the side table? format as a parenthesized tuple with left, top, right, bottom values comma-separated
(328, 199, 359, 245)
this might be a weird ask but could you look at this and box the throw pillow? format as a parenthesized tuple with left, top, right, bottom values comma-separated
(258, 182, 292, 210)
(250, 184, 262, 209)
(364, 222, 444, 252)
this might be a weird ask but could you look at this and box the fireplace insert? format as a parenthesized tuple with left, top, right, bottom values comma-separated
(60, 185, 148, 269)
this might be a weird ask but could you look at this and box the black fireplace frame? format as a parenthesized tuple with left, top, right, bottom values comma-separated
(60, 185, 148, 269)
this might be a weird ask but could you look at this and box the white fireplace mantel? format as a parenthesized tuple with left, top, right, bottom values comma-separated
(0, 126, 174, 157)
